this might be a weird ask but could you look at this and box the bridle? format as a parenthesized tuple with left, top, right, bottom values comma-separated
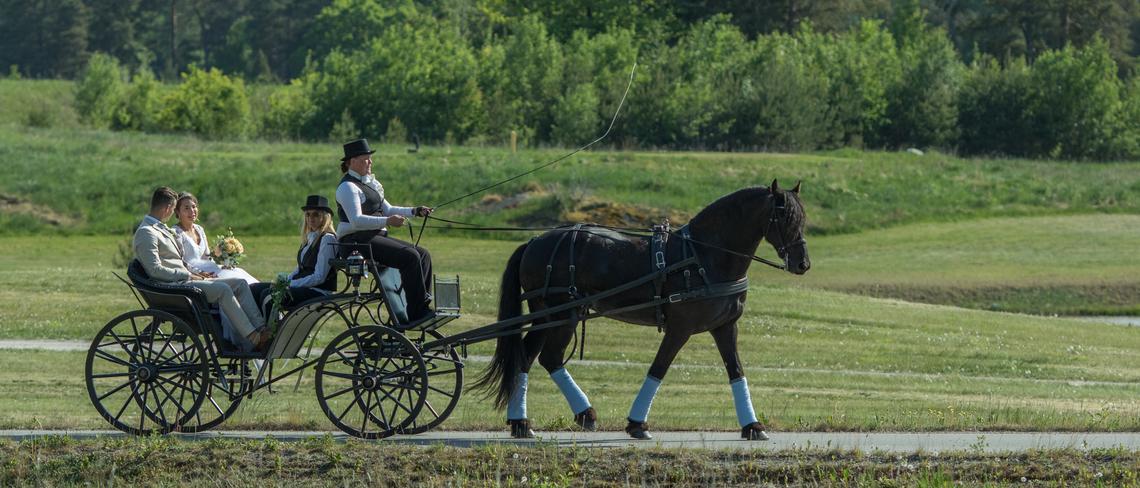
(762, 192, 806, 270)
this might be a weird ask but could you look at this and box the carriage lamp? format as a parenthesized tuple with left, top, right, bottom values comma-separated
(346, 251, 366, 290)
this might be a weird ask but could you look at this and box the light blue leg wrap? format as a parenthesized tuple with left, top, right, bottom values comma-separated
(627, 375, 662, 423)
(550, 368, 591, 414)
(507, 372, 528, 420)
(731, 377, 758, 427)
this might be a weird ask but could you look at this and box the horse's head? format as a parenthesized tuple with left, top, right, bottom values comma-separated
(765, 179, 810, 275)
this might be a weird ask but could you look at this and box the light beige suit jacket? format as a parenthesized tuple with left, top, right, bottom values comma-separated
(133, 216, 192, 283)
(131, 215, 264, 342)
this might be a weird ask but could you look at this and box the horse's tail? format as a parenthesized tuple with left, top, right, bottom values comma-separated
(472, 242, 529, 409)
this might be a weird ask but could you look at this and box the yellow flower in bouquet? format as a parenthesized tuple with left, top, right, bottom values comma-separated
(211, 228, 246, 268)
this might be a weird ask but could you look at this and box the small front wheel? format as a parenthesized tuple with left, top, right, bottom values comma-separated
(85, 309, 209, 435)
(315, 325, 427, 439)
(402, 330, 463, 435)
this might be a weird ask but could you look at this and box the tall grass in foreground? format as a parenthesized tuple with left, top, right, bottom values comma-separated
(2, 437, 1138, 486)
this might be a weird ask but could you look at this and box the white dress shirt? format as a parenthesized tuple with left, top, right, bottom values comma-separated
(335, 169, 415, 237)
(288, 232, 337, 290)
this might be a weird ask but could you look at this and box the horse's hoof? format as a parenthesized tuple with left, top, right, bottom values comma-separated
(741, 422, 770, 441)
(509, 419, 535, 439)
(574, 407, 597, 431)
(625, 419, 652, 440)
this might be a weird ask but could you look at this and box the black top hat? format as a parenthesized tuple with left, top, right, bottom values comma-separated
(341, 138, 375, 161)
(301, 195, 333, 215)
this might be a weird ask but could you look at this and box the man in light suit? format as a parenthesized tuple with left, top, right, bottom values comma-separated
(133, 186, 271, 350)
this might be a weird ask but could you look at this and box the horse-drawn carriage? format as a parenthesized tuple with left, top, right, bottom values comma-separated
(85, 182, 809, 440)
(86, 252, 464, 439)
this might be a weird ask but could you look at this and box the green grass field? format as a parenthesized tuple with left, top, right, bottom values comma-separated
(1, 213, 1138, 433)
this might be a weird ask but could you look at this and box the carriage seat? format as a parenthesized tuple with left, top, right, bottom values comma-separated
(126, 259, 251, 356)
(127, 259, 213, 327)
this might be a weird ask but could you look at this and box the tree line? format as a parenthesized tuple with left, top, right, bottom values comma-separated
(8, 0, 1140, 159)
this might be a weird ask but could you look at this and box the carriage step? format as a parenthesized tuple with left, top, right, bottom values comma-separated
(400, 312, 459, 332)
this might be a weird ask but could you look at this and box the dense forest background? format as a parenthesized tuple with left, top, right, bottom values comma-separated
(3, 0, 1140, 159)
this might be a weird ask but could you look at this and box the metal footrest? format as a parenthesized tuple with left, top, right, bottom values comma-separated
(401, 312, 459, 332)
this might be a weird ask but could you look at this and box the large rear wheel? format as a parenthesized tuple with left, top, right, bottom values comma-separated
(85, 310, 208, 435)
(315, 325, 427, 439)
(177, 357, 251, 432)
(402, 330, 463, 434)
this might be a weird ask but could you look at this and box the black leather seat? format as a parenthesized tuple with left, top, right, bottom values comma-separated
(126, 259, 246, 355)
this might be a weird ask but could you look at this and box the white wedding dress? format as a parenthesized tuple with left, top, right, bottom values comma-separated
(174, 224, 259, 285)
(174, 223, 262, 347)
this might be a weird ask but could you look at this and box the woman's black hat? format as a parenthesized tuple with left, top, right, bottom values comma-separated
(301, 195, 333, 215)
(341, 138, 375, 161)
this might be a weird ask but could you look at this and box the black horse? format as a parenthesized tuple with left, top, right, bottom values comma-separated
(475, 180, 810, 440)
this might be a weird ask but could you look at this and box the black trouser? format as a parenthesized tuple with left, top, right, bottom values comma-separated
(341, 230, 433, 320)
(256, 285, 331, 318)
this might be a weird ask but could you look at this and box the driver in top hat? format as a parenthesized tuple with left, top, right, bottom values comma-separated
(334, 138, 436, 322)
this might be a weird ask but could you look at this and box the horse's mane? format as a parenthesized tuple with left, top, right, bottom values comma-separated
(690, 186, 770, 225)
(690, 185, 805, 236)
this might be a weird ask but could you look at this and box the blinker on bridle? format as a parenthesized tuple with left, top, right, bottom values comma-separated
(764, 192, 806, 267)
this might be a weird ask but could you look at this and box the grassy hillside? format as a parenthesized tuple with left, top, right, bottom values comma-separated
(0, 79, 80, 129)
(2, 126, 1140, 237)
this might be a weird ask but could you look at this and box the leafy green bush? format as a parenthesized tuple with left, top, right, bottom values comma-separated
(112, 68, 161, 131)
(958, 57, 1033, 156)
(478, 15, 562, 145)
(259, 79, 313, 140)
(156, 67, 251, 139)
(304, 13, 482, 143)
(561, 28, 641, 144)
(746, 31, 832, 151)
(551, 82, 600, 146)
(805, 20, 899, 148)
(880, 6, 962, 149)
(74, 53, 124, 129)
(1025, 39, 1124, 160)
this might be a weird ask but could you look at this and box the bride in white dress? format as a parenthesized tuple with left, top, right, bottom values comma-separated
(173, 192, 259, 285)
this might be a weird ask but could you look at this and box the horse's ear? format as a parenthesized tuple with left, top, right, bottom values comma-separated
(770, 179, 779, 192)
(791, 181, 801, 194)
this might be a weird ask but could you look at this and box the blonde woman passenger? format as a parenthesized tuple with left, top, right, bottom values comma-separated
(173, 192, 259, 285)
(259, 195, 339, 311)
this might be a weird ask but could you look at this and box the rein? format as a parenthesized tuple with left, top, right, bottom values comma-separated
(423, 214, 792, 271)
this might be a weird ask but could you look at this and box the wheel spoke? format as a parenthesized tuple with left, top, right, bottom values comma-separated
(358, 389, 373, 434)
(93, 346, 138, 369)
(100, 377, 135, 404)
(90, 371, 134, 380)
(107, 329, 142, 362)
(321, 385, 356, 402)
(335, 392, 358, 424)
(152, 379, 189, 422)
(321, 370, 365, 382)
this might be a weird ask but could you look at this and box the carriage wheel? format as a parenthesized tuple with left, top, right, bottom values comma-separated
(177, 358, 250, 433)
(85, 310, 209, 435)
(315, 325, 427, 439)
(401, 330, 463, 434)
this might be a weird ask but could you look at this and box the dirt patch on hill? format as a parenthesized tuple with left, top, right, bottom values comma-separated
(480, 188, 689, 229)
(0, 194, 80, 227)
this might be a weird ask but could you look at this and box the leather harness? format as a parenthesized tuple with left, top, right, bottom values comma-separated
(519, 223, 750, 329)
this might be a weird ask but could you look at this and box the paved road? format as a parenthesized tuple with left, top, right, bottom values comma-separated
(5, 430, 1140, 453)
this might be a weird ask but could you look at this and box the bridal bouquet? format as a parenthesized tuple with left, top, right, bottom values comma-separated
(211, 228, 246, 269)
